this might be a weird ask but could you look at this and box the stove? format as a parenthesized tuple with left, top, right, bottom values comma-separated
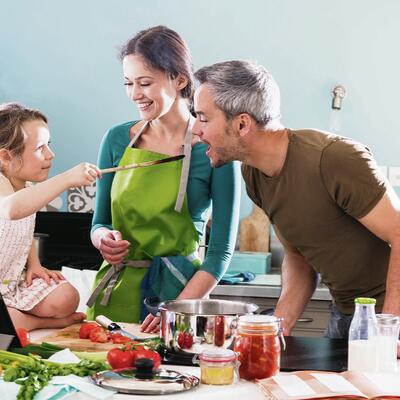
(35, 211, 103, 270)
(162, 337, 348, 372)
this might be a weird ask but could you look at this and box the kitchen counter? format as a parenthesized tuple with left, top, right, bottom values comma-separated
(29, 330, 265, 400)
(113, 366, 266, 400)
(212, 274, 332, 301)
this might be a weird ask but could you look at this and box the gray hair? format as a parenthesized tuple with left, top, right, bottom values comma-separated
(195, 60, 281, 128)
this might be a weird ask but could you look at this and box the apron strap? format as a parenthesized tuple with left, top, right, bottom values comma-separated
(160, 250, 201, 287)
(128, 118, 193, 213)
(161, 257, 188, 286)
(175, 119, 194, 212)
(129, 121, 149, 147)
(86, 260, 151, 307)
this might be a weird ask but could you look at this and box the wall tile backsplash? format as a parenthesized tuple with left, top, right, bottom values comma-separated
(67, 183, 96, 213)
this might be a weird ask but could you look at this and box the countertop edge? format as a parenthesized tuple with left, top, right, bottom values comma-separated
(211, 284, 332, 301)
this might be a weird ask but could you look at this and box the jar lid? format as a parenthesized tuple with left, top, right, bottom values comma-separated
(238, 314, 280, 327)
(199, 348, 236, 363)
(376, 313, 400, 325)
(354, 297, 376, 305)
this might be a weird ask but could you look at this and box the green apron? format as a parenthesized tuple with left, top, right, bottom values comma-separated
(86, 120, 200, 322)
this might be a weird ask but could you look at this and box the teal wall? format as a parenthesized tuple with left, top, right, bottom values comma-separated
(1, 0, 399, 216)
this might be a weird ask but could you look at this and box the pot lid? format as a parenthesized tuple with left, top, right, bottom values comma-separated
(91, 367, 199, 395)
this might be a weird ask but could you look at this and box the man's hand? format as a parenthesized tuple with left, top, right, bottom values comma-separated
(25, 264, 64, 286)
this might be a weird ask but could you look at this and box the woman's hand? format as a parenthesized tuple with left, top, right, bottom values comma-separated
(99, 230, 130, 265)
(25, 264, 65, 286)
(140, 313, 161, 334)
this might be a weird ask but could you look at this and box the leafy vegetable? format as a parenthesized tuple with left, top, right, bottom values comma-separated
(0, 349, 108, 400)
(9, 342, 64, 359)
(72, 350, 108, 362)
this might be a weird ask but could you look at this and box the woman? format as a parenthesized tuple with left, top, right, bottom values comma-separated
(86, 26, 240, 332)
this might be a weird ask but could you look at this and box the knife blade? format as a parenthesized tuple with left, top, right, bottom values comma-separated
(0, 333, 14, 350)
(101, 154, 184, 174)
(95, 315, 139, 340)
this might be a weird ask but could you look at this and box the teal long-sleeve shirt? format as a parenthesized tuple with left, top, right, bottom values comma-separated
(91, 121, 241, 281)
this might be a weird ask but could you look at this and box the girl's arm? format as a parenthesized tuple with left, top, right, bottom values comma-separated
(0, 162, 100, 220)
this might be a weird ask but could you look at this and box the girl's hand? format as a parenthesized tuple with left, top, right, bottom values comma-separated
(25, 264, 65, 286)
(99, 230, 130, 265)
(140, 313, 161, 334)
(63, 162, 102, 187)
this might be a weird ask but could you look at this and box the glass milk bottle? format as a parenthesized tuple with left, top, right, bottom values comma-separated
(348, 297, 377, 372)
(374, 314, 400, 373)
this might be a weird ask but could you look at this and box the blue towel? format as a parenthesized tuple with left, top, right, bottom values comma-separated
(219, 271, 255, 284)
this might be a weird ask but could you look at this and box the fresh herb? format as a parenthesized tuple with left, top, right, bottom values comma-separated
(142, 336, 166, 356)
(0, 350, 108, 400)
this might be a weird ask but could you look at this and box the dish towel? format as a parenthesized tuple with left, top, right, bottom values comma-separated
(219, 271, 255, 284)
(0, 375, 114, 400)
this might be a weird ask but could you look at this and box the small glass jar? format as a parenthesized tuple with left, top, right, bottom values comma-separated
(198, 349, 237, 385)
(374, 314, 400, 373)
(234, 315, 284, 380)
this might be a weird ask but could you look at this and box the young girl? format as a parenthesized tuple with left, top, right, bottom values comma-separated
(0, 102, 101, 331)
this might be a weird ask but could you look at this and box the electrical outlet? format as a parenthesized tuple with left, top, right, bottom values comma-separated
(388, 167, 400, 187)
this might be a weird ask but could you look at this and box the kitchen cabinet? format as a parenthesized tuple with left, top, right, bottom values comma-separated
(211, 293, 330, 337)
(211, 274, 331, 337)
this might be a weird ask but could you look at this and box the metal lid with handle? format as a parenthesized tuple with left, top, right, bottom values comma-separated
(91, 366, 199, 395)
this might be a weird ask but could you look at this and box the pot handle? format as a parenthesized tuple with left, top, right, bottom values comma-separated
(143, 296, 161, 317)
(257, 307, 275, 315)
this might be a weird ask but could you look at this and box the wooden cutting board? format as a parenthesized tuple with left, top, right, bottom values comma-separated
(239, 203, 270, 252)
(34, 322, 157, 352)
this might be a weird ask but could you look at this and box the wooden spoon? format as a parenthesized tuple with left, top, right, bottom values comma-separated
(101, 154, 184, 174)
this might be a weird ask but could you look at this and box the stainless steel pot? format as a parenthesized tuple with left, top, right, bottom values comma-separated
(145, 297, 259, 354)
(33, 232, 49, 263)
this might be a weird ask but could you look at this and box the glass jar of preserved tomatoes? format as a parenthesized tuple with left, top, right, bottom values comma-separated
(234, 315, 284, 380)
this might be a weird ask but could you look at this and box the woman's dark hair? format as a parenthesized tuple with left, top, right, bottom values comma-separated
(119, 26, 194, 99)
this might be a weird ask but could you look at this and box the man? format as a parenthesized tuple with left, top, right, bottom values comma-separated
(192, 60, 400, 345)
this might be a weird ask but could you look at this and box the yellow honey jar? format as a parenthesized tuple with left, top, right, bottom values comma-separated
(198, 349, 237, 385)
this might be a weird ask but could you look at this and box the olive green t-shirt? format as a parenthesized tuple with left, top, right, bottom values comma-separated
(242, 129, 389, 314)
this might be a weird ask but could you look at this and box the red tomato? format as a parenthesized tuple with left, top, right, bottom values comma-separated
(183, 332, 193, 348)
(89, 326, 110, 343)
(111, 333, 132, 344)
(107, 347, 135, 369)
(177, 331, 193, 349)
(16, 327, 30, 347)
(132, 348, 161, 369)
(177, 332, 185, 348)
(79, 322, 100, 339)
